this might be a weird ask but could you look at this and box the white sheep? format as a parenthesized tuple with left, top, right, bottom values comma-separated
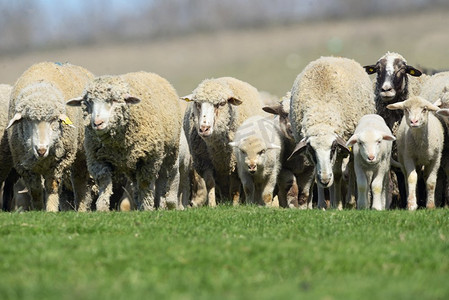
(346, 114, 396, 210)
(263, 92, 315, 209)
(387, 96, 444, 210)
(7, 62, 94, 212)
(67, 72, 182, 211)
(229, 115, 282, 205)
(181, 77, 267, 206)
(289, 56, 375, 210)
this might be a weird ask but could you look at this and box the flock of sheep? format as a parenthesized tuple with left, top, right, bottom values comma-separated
(1, 51, 449, 212)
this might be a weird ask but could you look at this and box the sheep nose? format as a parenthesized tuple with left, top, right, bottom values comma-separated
(199, 125, 211, 135)
(368, 155, 375, 161)
(93, 119, 104, 127)
(36, 147, 47, 157)
(248, 164, 257, 174)
(410, 119, 419, 126)
(381, 83, 393, 92)
(318, 172, 331, 186)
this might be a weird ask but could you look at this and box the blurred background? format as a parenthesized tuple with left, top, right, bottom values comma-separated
(0, 0, 448, 96)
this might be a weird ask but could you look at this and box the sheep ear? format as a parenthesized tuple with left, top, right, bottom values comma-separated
(124, 95, 141, 105)
(263, 105, 283, 116)
(406, 66, 422, 77)
(437, 109, 449, 117)
(181, 94, 194, 102)
(434, 98, 442, 107)
(443, 86, 449, 93)
(427, 103, 441, 112)
(6, 113, 22, 130)
(228, 97, 243, 106)
(66, 96, 84, 107)
(383, 134, 396, 141)
(59, 114, 76, 128)
(336, 135, 350, 154)
(346, 134, 358, 146)
(267, 143, 281, 149)
(363, 65, 377, 75)
(229, 141, 239, 148)
(386, 102, 405, 110)
(287, 138, 308, 161)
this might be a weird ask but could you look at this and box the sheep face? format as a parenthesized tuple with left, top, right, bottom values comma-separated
(191, 98, 242, 138)
(230, 136, 279, 175)
(289, 134, 349, 188)
(387, 96, 440, 128)
(347, 130, 395, 165)
(364, 52, 422, 102)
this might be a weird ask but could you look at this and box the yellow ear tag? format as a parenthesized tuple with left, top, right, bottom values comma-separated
(369, 68, 374, 73)
(410, 70, 415, 75)
(348, 145, 353, 152)
(62, 117, 75, 128)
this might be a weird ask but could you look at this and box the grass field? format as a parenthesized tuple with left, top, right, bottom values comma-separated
(1, 206, 448, 299)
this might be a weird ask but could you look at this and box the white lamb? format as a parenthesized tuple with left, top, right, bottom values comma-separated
(346, 114, 396, 210)
(387, 96, 444, 210)
(229, 115, 282, 205)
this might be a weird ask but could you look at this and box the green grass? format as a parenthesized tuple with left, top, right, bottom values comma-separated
(0, 207, 448, 299)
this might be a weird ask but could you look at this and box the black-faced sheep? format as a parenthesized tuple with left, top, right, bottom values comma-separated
(289, 56, 375, 210)
(67, 72, 182, 211)
(7, 62, 94, 212)
(181, 77, 266, 206)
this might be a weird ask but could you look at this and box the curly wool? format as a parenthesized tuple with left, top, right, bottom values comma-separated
(290, 56, 375, 142)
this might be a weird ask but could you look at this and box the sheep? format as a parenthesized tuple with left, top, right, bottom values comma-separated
(229, 115, 282, 206)
(67, 71, 182, 211)
(181, 77, 267, 206)
(262, 92, 315, 209)
(0, 84, 14, 210)
(387, 96, 444, 210)
(363, 52, 427, 208)
(6, 62, 94, 212)
(288, 56, 375, 210)
(346, 114, 396, 210)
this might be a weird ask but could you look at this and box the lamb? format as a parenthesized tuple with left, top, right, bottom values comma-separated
(181, 77, 267, 206)
(346, 114, 396, 210)
(263, 92, 315, 209)
(229, 115, 282, 205)
(387, 96, 444, 210)
(67, 71, 182, 211)
(288, 56, 375, 210)
(6, 62, 94, 212)
(364, 52, 426, 207)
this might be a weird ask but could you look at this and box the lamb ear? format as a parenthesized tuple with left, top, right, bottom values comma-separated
(434, 98, 442, 107)
(124, 95, 141, 105)
(437, 109, 449, 118)
(386, 102, 405, 110)
(66, 96, 84, 107)
(6, 113, 22, 130)
(363, 65, 377, 75)
(228, 97, 243, 106)
(427, 103, 441, 112)
(181, 94, 194, 102)
(346, 134, 358, 146)
(287, 138, 308, 161)
(383, 134, 396, 141)
(263, 105, 283, 115)
(406, 65, 422, 77)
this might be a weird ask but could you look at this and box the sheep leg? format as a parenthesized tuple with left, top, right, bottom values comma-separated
(330, 179, 343, 210)
(157, 160, 180, 210)
(203, 169, 216, 207)
(71, 170, 92, 212)
(355, 165, 369, 210)
(241, 175, 255, 205)
(404, 159, 418, 211)
(137, 180, 156, 211)
(297, 172, 314, 209)
(261, 176, 277, 207)
(230, 173, 241, 206)
(96, 175, 113, 212)
(317, 186, 326, 210)
(44, 176, 60, 212)
(424, 165, 439, 209)
(371, 173, 386, 210)
(22, 172, 44, 210)
(276, 168, 294, 208)
(190, 170, 207, 207)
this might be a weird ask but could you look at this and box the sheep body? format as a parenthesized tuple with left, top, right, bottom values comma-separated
(387, 96, 444, 210)
(182, 77, 266, 206)
(68, 72, 181, 211)
(7, 62, 93, 211)
(0, 84, 14, 210)
(230, 115, 282, 205)
(289, 56, 375, 209)
(347, 114, 395, 210)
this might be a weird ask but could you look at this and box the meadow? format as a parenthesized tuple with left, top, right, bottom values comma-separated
(1, 7, 449, 300)
(0, 206, 448, 299)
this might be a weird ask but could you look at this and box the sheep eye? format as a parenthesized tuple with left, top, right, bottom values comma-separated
(258, 149, 266, 155)
(220, 101, 227, 107)
(422, 107, 427, 113)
